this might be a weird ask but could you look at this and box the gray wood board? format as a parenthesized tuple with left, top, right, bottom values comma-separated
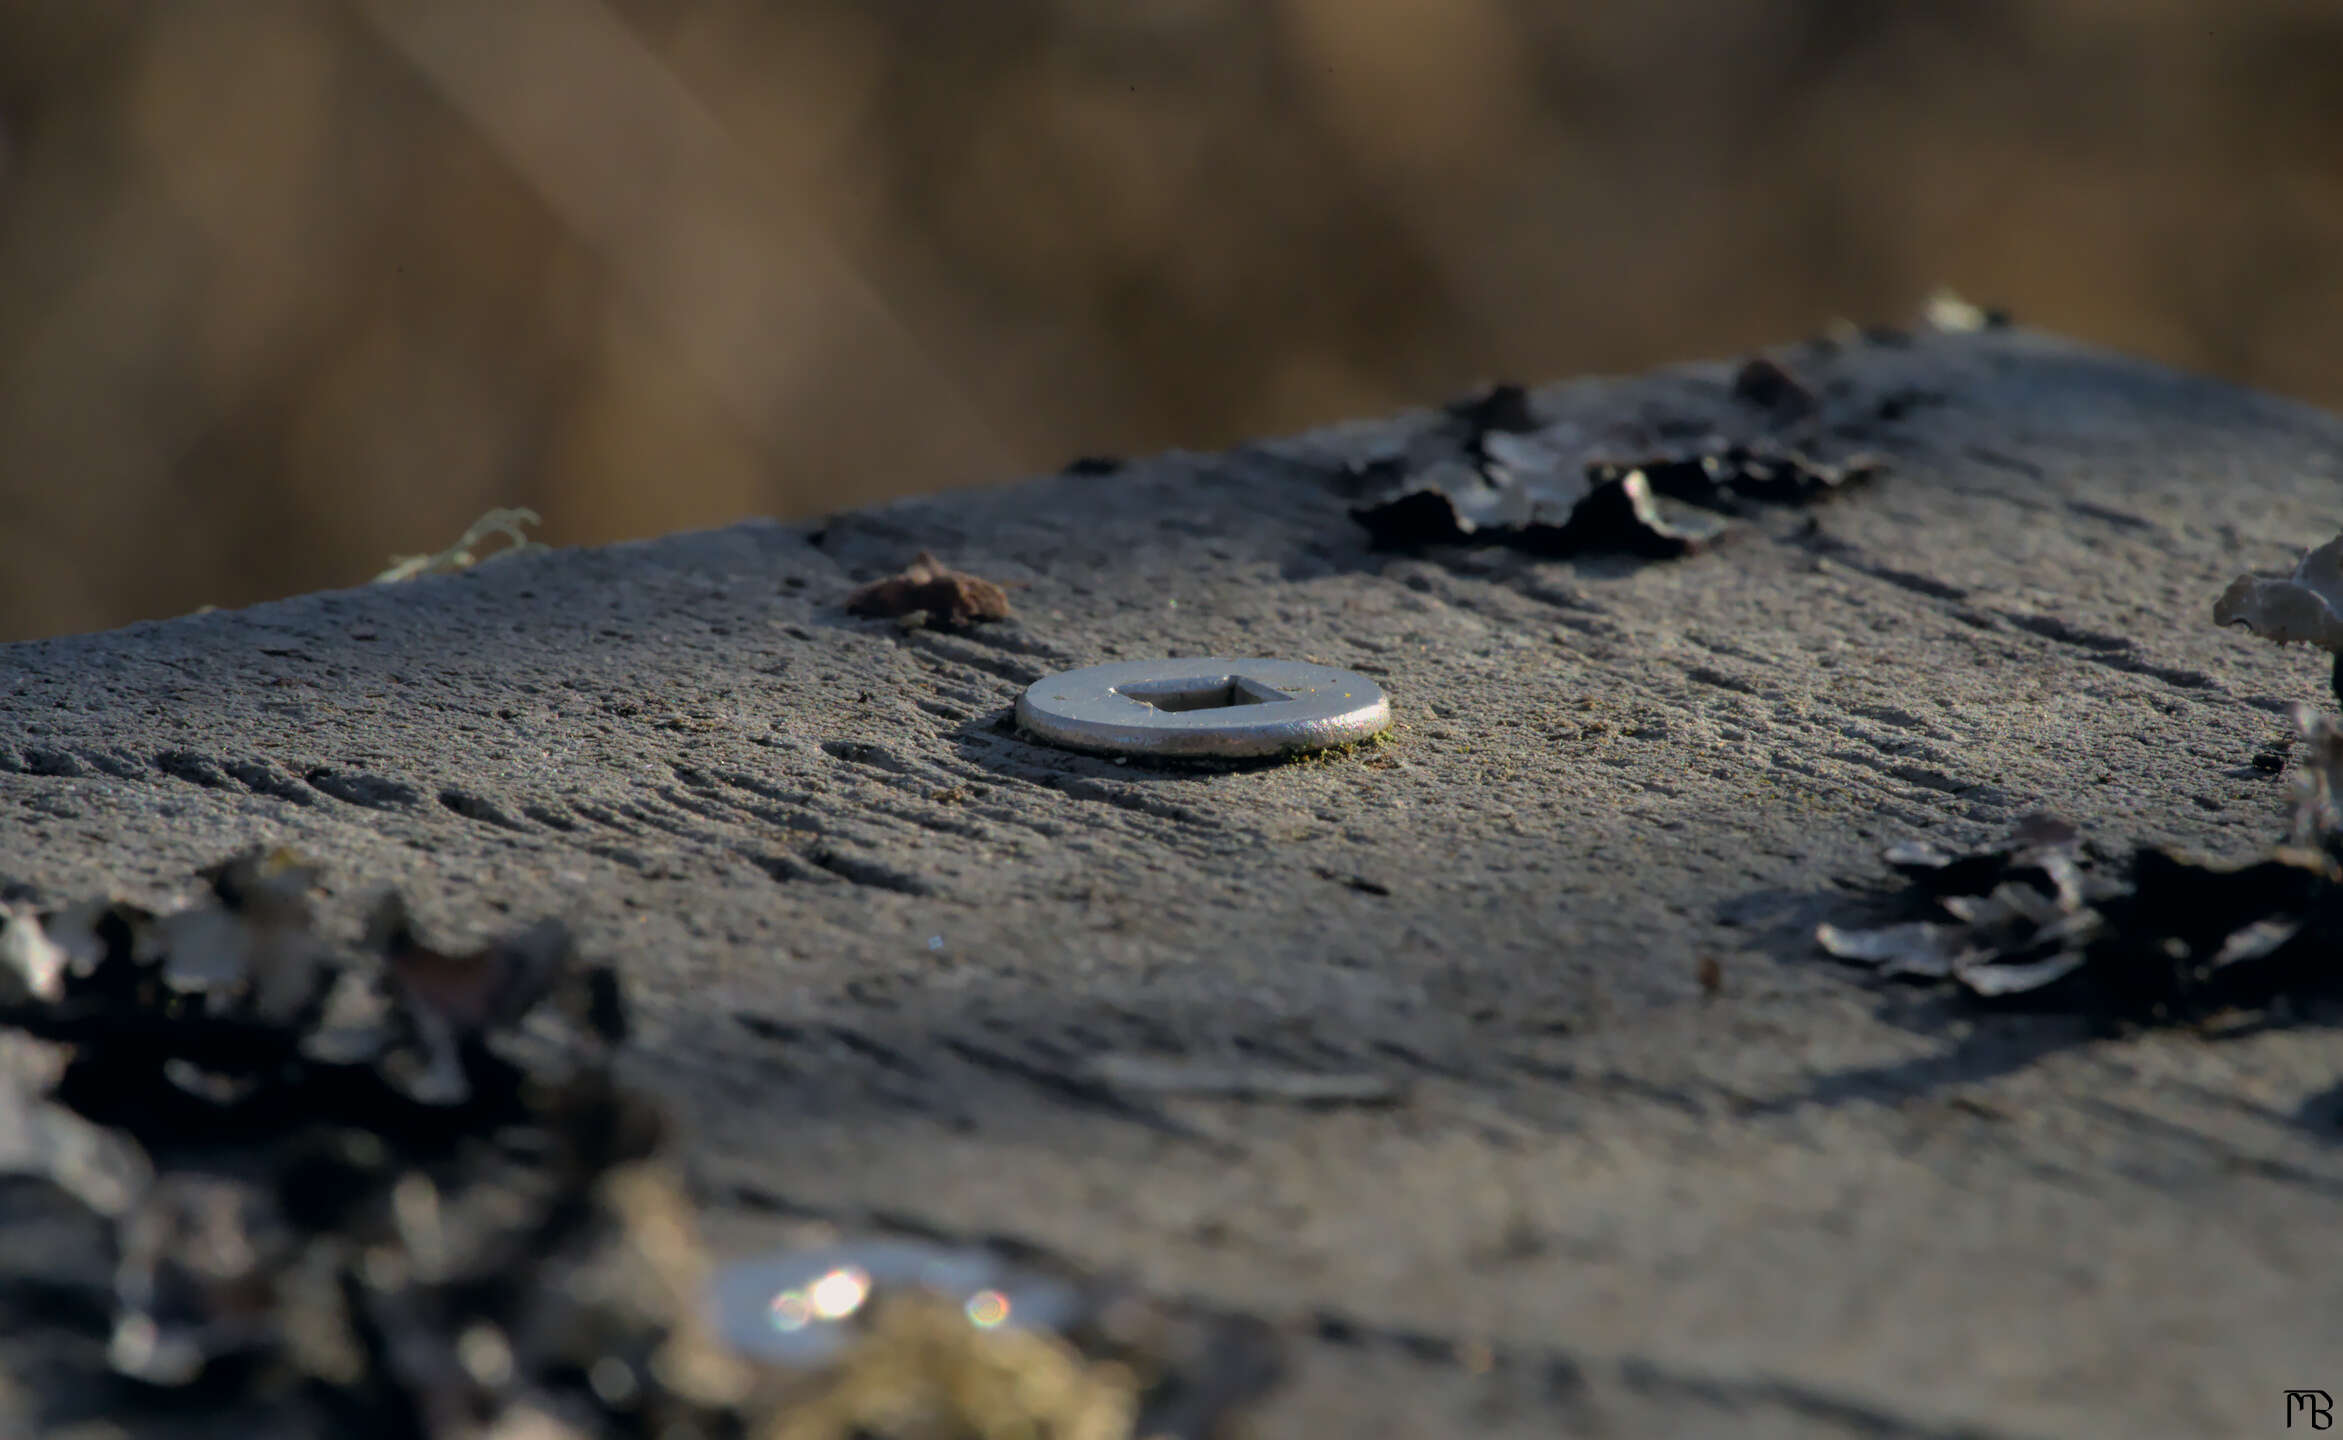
(5, 328, 2341, 1437)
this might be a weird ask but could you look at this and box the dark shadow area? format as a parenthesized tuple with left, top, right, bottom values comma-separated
(2293, 1078, 2343, 1141)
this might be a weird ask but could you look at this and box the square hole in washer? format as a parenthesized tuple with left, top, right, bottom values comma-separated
(1115, 674, 1290, 712)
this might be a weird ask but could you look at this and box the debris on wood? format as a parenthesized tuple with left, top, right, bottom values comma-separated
(2286, 705, 2343, 844)
(1816, 813, 2100, 997)
(1347, 364, 1888, 559)
(374, 507, 545, 583)
(845, 551, 1013, 629)
(1444, 381, 1538, 437)
(1729, 357, 1817, 422)
(1349, 446, 1732, 558)
(0, 850, 1285, 1439)
(1818, 759, 2343, 1021)
(2215, 531, 2343, 650)
(2216, 532, 2343, 711)
(1600, 446, 1883, 513)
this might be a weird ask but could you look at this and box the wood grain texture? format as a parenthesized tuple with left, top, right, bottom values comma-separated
(4, 328, 2339, 1436)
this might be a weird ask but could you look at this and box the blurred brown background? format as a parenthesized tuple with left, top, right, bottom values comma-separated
(2, 0, 2340, 641)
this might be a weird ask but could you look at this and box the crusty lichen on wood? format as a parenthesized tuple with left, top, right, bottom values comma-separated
(2214, 532, 2343, 652)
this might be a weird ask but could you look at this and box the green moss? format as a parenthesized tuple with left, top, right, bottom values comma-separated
(1289, 726, 1399, 767)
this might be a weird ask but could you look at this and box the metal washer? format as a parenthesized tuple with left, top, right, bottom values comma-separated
(1015, 657, 1390, 759)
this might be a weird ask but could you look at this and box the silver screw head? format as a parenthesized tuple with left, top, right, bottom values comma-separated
(1015, 657, 1391, 759)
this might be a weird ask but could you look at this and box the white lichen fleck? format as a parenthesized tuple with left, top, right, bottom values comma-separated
(375, 507, 545, 584)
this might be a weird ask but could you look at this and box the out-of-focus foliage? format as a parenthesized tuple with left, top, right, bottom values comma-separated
(3, 0, 2340, 639)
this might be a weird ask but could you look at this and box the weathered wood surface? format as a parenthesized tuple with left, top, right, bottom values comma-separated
(6, 328, 2342, 1436)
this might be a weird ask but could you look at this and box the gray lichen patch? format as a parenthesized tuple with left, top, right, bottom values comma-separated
(2214, 532, 2343, 651)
